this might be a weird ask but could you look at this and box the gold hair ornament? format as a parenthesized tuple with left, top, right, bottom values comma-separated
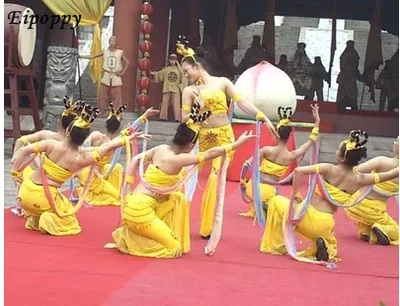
(342, 130, 368, 157)
(62, 96, 85, 118)
(62, 96, 76, 117)
(71, 100, 85, 115)
(73, 105, 100, 129)
(107, 101, 127, 121)
(176, 35, 196, 62)
(277, 106, 293, 129)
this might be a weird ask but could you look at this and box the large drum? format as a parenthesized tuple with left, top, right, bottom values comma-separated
(4, 4, 37, 68)
(233, 61, 297, 121)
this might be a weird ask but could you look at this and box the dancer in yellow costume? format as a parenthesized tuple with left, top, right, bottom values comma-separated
(11, 104, 149, 236)
(177, 35, 278, 238)
(260, 130, 399, 262)
(76, 103, 159, 206)
(11, 97, 83, 216)
(107, 103, 256, 258)
(345, 136, 399, 245)
(240, 104, 320, 218)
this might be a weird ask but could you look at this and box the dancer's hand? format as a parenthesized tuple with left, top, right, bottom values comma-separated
(311, 103, 320, 123)
(236, 130, 257, 146)
(144, 107, 160, 119)
(11, 170, 23, 184)
(264, 119, 280, 139)
(129, 132, 152, 141)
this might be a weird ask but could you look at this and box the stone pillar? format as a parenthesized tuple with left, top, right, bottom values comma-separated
(149, 0, 171, 110)
(113, 0, 141, 112)
(42, 28, 77, 131)
(262, 0, 276, 63)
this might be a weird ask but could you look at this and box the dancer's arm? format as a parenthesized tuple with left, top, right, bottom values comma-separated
(169, 131, 256, 168)
(124, 148, 156, 190)
(124, 107, 160, 133)
(119, 53, 129, 76)
(222, 77, 279, 139)
(292, 163, 332, 195)
(289, 104, 320, 160)
(357, 167, 399, 186)
(76, 132, 152, 168)
(13, 130, 56, 155)
(181, 87, 195, 122)
(12, 139, 57, 172)
(356, 156, 386, 174)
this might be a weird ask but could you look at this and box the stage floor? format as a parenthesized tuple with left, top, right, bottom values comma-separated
(4, 173, 399, 306)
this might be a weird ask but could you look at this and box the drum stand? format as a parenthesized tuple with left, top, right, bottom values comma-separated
(4, 32, 41, 147)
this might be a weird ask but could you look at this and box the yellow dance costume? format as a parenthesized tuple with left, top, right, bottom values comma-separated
(111, 164, 190, 258)
(183, 88, 235, 237)
(22, 164, 36, 181)
(241, 159, 289, 217)
(260, 178, 351, 262)
(18, 155, 81, 236)
(76, 153, 122, 206)
(76, 103, 128, 206)
(345, 180, 399, 245)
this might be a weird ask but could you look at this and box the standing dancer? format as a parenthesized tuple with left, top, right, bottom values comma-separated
(239, 104, 320, 218)
(177, 36, 278, 243)
(107, 103, 256, 258)
(345, 136, 399, 245)
(11, 104, 149, 235)
(76, 103, 159, 206)
(260, 131, 399, 265)
(11, 97, 83, 216)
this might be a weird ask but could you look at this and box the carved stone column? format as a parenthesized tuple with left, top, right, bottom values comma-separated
(42, 46, 78, 131)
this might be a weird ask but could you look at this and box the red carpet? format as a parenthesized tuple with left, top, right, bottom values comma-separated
(5, 174, 399, 306)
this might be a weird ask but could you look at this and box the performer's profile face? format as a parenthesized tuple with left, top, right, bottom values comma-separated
(181, 62, 199, 83)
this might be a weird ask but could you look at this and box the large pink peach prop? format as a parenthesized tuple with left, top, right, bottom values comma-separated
(233, 61, 297, 121)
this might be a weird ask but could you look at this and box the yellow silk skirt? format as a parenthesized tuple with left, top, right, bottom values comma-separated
(22, 164, 36, 181)
(76, 163, 123, 206)
(239, 179, 277, 218)
(345, 198, 399, 245)
(18, 176, 81, 236)
(260, 195, 340, 262)
(111, 192, 190, 258)
(197, 124, 235, 237)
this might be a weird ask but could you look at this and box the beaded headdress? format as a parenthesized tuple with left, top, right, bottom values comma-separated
(176, 35, 196, 62)
(107, 101, 127, 121)
(186, 102, 212, 138)
(342, 130, 368, 156)
(62, 96, 84, 117)
(72, 104, 99, 129)
(277, 106, 293, 129)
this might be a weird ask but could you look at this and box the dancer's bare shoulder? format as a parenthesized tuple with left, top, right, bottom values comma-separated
(89, 131, 108, 146)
